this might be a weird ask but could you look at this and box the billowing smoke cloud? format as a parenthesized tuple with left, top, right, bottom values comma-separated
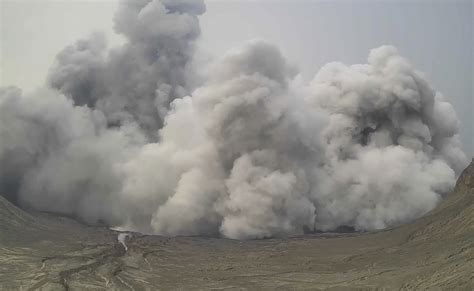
(0, 0, 469, 239)
(48, 0, 205, 136)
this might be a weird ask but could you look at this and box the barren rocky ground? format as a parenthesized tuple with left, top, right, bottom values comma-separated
(1, 160, 473, 290)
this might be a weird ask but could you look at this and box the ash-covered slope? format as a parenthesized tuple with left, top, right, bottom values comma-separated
(0, 160, 472, 290)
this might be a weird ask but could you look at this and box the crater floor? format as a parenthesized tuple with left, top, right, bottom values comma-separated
(1, 161, 473, 290)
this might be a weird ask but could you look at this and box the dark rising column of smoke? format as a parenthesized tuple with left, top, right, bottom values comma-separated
(48, 0, 205, 137)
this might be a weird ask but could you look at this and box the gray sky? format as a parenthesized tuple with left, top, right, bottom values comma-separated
(1, 0, 472, 156)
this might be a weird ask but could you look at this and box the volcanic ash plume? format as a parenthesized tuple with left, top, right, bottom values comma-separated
(48, 0, 205, 136)
(0, 0, 468, 239)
